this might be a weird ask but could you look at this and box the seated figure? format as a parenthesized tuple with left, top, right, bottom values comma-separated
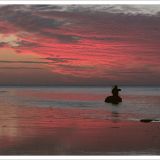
(112, 85, 121, 97)
(105, 85, 122, 104)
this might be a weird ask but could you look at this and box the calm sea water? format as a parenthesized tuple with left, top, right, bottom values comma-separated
(0, 86, 160, 122)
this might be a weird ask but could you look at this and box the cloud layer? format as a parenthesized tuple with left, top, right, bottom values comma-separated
(0, 5, 160, 85)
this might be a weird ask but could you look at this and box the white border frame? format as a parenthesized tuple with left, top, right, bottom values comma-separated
(0, 1, 160, 159)
(0, 155, 160, 159)
(0, 1, 160, 4)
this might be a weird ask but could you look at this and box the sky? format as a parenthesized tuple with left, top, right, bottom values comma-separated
(0, 5, 160, 86)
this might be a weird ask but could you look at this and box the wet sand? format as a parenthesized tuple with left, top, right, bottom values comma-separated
(0, 105, 160, 155)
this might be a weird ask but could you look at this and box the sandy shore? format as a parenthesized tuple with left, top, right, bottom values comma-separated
(0, 106, 160, 155)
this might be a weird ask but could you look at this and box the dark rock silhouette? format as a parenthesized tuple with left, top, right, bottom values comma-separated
(140, 119, 153, 123)
(140, 119, 160, 123)
(105, 95, 122, 104)
(105, 85, 122, 104)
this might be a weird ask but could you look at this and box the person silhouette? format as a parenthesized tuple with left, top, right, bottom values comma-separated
(112, 85, 121, 97)
(105, 85, 122, 104)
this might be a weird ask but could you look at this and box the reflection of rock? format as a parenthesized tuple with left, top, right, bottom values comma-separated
(112, 111, 119, 117)
(105, 96, 122, 104)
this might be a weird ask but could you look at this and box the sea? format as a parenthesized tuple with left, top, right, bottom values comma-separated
(0, 86, 160, 122)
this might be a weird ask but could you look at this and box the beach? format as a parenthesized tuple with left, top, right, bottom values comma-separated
(0, 86, 160, 155)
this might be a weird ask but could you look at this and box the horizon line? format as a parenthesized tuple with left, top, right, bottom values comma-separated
(0, 85, 159, 87)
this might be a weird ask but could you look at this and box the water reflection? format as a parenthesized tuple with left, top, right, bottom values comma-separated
(0, 106, 18, 137)
(0, 102, 160, 155)
(111, 106, 120, 123)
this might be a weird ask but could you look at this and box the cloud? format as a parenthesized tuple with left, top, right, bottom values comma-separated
(0, 57, 80, 65)
(43, 57, 80, 63)
(38, 32, 81, 43)
(58, 64, 95, 70)
(0, 5, 160, 85)
(16, 40, 41, 47)
(1, 5, 160, 47)
(0, 60, 49, 64)
(1, 9, 62, 32)
(54, 34, 80, 43)
(36, 5, 160, 15)
(0, 67, 43, 70)
(0, 42, 7, 47)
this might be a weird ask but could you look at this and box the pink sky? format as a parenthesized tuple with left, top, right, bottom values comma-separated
(0, 5, 160, 86)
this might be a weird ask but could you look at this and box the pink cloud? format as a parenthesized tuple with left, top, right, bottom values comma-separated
(0, 5, 159, 85)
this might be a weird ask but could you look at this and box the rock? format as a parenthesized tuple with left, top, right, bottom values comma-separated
(140, 119, 153, 123)
(105, 96, 122, 104)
